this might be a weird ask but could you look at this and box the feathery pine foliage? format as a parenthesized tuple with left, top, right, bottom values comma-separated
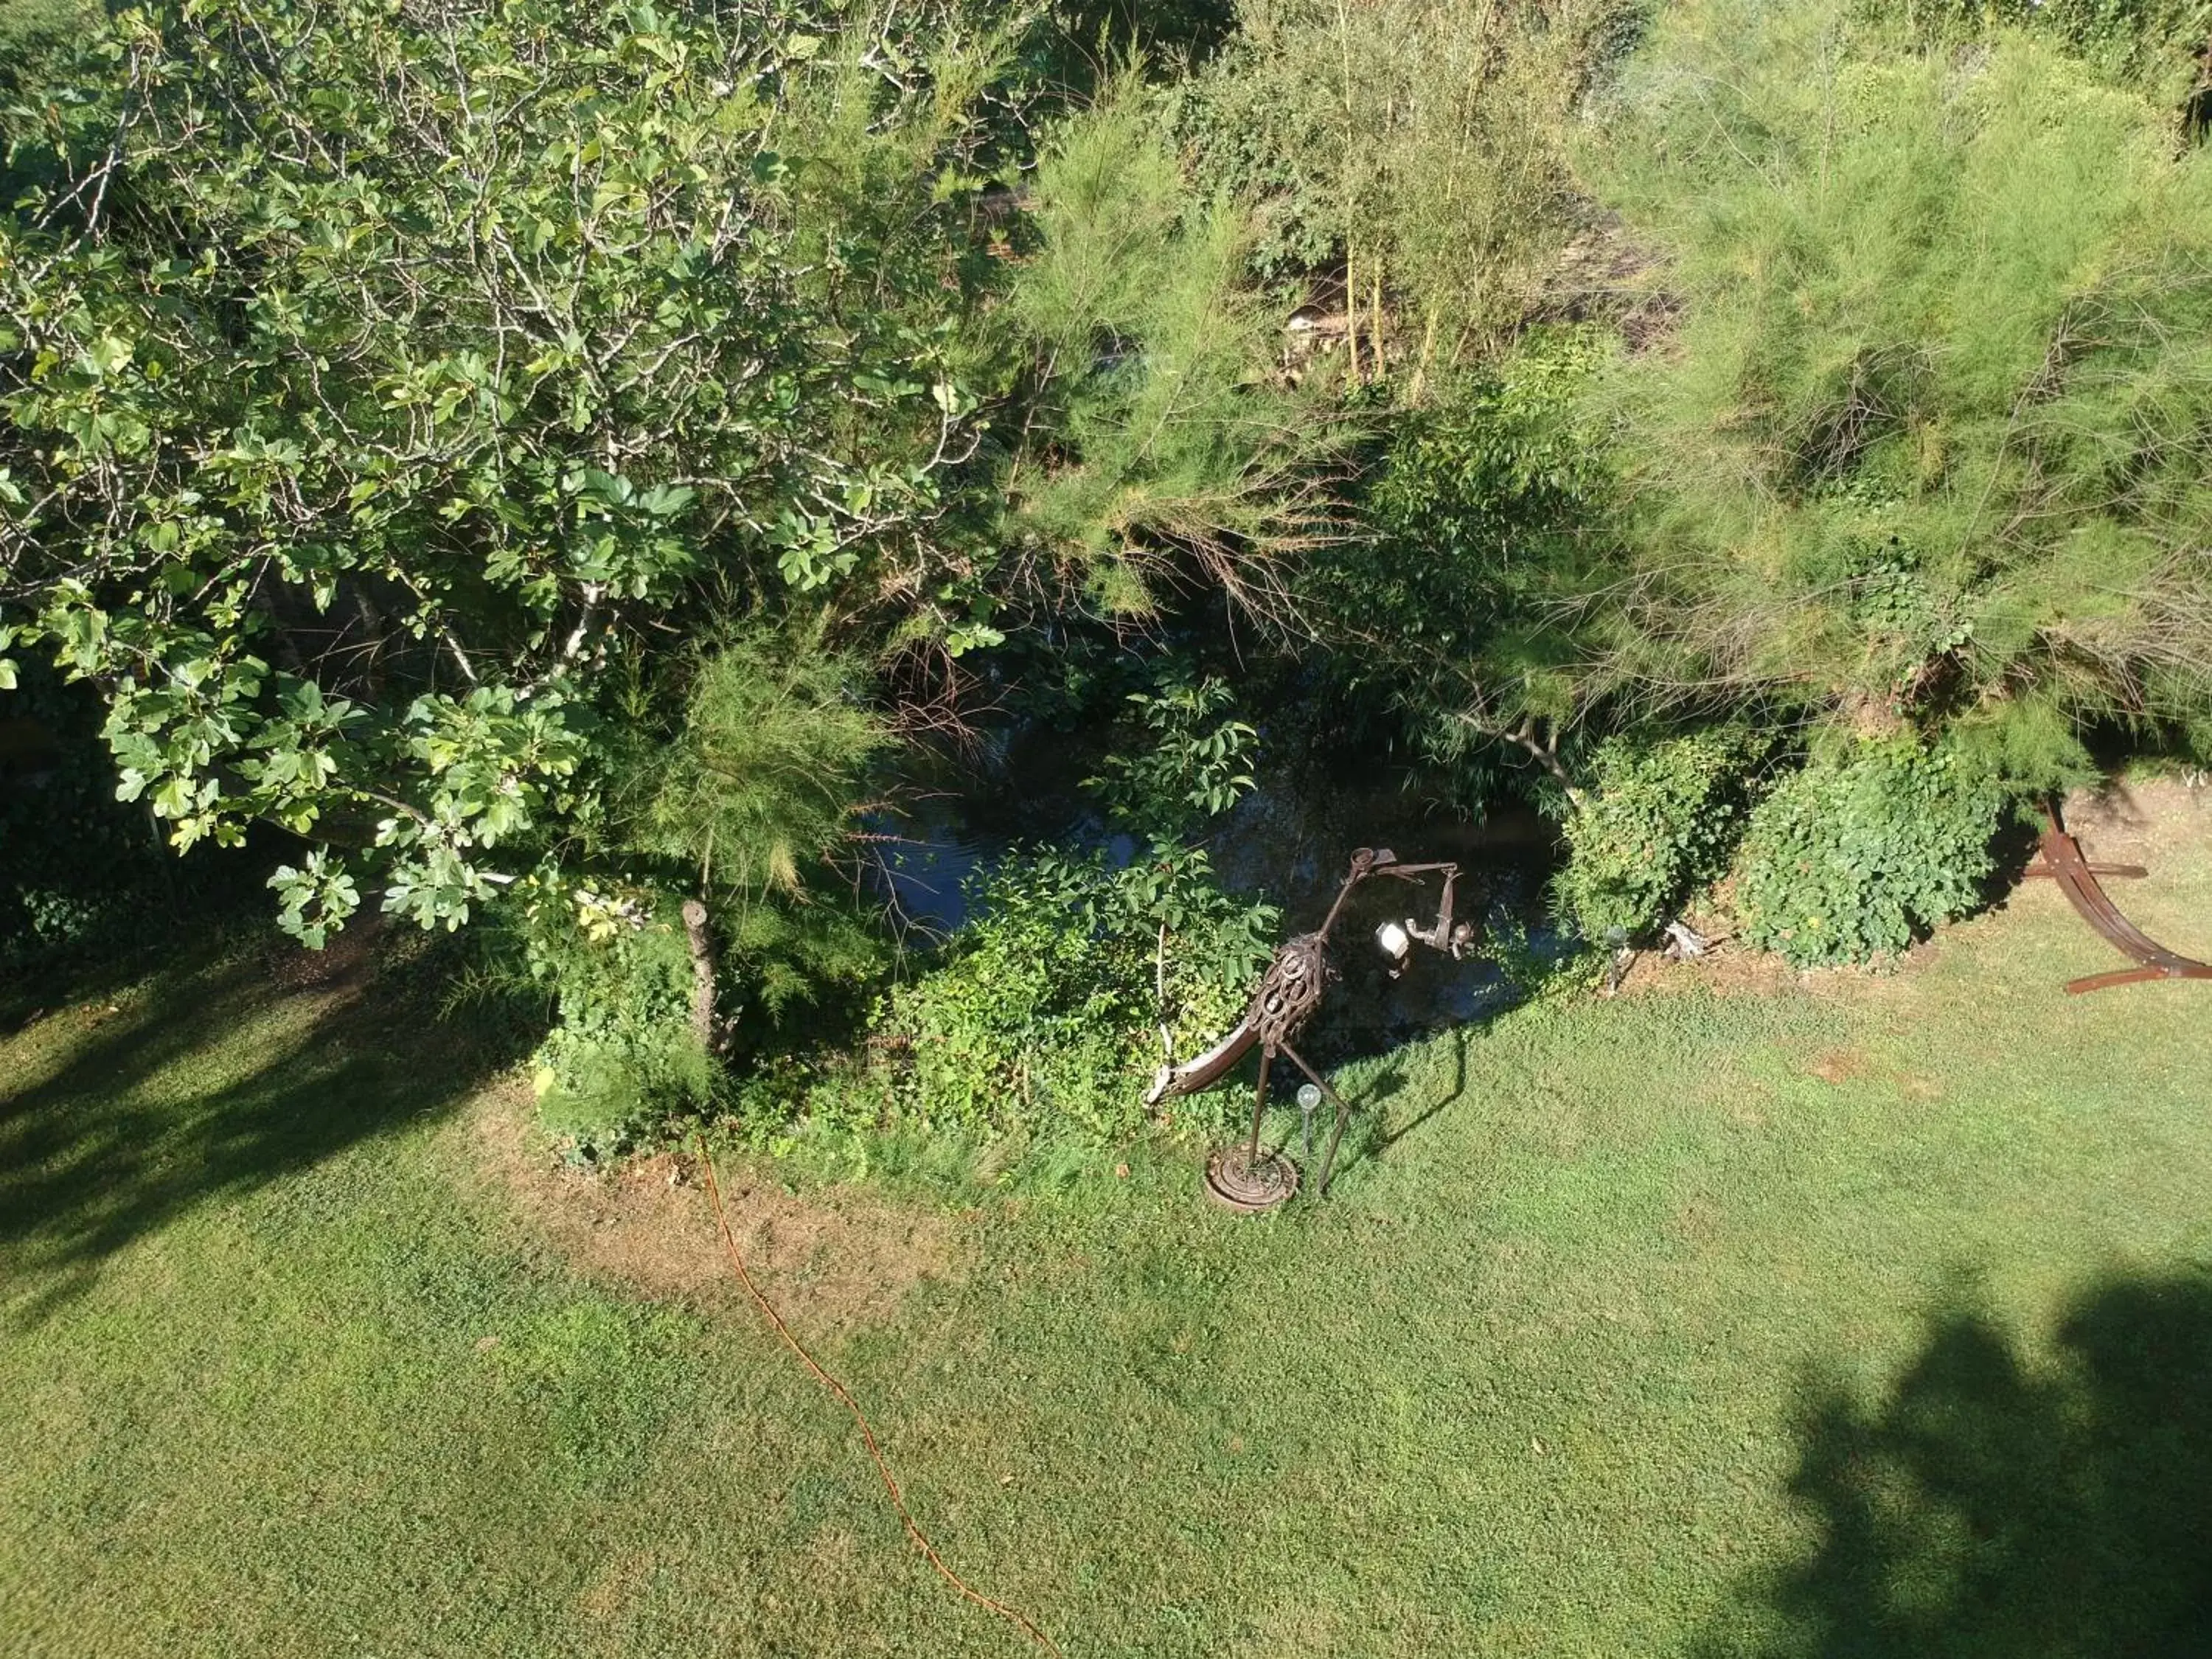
(626, 628, 888, 903)
(1189, 0, 1632, 384)
(622, 624, 889, 1020)
(1592, 4, 2212, 787)
(996, 80, 1345, 622)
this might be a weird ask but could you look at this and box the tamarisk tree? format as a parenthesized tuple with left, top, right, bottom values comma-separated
(1591, 1, 2212, 775)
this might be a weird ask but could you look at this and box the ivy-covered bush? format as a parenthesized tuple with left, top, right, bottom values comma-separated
(1733, 740, 2002, 968)
(1553, 725, 1770, 945)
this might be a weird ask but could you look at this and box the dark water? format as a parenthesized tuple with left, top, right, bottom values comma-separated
(1211, 775, 1563, 1057)
(867, 726, 1567, 1062)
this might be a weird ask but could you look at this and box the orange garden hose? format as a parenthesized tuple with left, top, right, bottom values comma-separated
(695, 1136, 1065, 1658)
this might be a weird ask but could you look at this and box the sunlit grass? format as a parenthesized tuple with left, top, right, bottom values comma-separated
(4, 811, 2210, 1655)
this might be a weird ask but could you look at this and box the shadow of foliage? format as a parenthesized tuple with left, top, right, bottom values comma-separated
(1701, 1275, 2212, 1658)
(0, 938, 527, 1327)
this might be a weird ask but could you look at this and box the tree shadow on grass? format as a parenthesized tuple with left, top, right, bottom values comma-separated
(1700, 1274, 2212, 1658)
(0, 940, 526, 1329)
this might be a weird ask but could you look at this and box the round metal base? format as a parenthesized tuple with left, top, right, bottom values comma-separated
(1204, 1147, 1299, 1213)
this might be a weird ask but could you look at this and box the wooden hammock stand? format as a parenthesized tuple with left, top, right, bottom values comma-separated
(2027, 801, 2212, 995)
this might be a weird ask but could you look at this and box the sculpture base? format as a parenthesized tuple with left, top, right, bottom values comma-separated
(1204, 1147, 1298, 1214)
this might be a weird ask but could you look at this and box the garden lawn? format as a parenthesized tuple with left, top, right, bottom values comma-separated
(5, 799, 2212, 1657)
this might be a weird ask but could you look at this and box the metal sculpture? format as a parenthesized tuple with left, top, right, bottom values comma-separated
(1147, 847, 1470, 1210)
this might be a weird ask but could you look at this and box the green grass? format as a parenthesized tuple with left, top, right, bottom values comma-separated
(5, 824, 2212, 1657)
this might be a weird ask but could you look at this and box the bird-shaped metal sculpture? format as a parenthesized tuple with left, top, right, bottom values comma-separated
(1147, 847, 1467, 1207)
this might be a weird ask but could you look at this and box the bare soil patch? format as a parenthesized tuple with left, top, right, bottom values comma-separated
(1806, 1048, 1868, 1085)
(1619, 939, 1803, 1001)
(1612, 932, 1904, 1003)
(265, 911, 389, 995)
(465, 1082, 965, 1335)
(2059, 777, 2212, 866)
(2006, 778, 2212, 961)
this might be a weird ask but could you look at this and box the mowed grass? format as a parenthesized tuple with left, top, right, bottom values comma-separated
(5, 804, 2212, 1657)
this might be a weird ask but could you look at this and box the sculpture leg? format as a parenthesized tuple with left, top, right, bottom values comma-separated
(1245, 1045, 1275, 1166)
(1278, 1040, 1354, 1196)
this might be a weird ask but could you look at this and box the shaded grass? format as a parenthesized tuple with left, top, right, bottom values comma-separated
(4, 828, 2212, 1656)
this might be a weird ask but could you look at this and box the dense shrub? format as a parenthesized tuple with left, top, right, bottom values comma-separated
(1553, 726, 1770, 945)
(1733, 740, 2002, 967)
(838, 664, 1276, 1141)
(511, 880, 711, 1161)
(838, 849, 1273, 1141)
(0, 0, 80, 94)
(875, 863, 1152, 1137)
(1084, 672, 1257, 827)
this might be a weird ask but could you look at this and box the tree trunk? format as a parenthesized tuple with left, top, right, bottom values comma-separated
(1371, 269, 1385, 375)
(680, 898, 719, 1053)
(1409, 308, 1441, 406)
(1345, 247, 1363, 381)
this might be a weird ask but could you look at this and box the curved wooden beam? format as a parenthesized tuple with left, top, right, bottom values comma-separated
(2037, 801, 2212, 995)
